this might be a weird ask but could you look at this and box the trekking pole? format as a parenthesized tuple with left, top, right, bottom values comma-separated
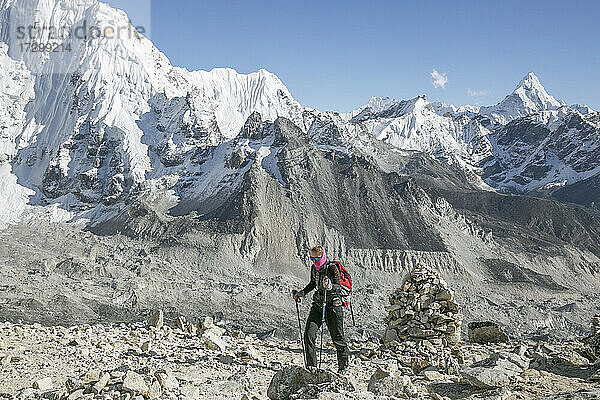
(318, 289, 326, 369)
(350, 302, 356, 327)
(293, 291, 307, 368)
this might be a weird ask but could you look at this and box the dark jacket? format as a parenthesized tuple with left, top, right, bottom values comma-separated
(302, 261, 343, 307)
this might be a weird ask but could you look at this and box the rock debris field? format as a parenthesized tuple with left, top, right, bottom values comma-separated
(1, 266, 600, 400)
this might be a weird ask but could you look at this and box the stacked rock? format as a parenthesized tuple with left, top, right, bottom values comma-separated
(383, 265, 463, 347)
(592, 315, 600, 335)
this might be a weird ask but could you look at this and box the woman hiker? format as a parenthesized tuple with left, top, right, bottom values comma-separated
(292, 245, 349, 374)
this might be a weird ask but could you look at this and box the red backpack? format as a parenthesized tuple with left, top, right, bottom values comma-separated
(331, 261, 352, 306)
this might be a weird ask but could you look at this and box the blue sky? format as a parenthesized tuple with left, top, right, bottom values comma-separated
(106, 0, 600, 112)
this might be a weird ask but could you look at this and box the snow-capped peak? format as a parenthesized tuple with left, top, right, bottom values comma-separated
(479, 72, 564, 125)
(431, 101, 480, 117)
(0, 0, 311, 228)
(340, 96, 400, 121)
(514, 72, 564, 108)
(365, 96, 399, 113)
(569, 104, 595, 114)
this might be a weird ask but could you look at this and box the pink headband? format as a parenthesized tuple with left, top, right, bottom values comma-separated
(313, 248, 326, 270)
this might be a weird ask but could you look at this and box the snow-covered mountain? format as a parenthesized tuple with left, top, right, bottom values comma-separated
(337, 73, 599, 199)
(340, 96, 400, 121)
(482, 109, 600, 193)
(0, 0, 310, 226)
(479, 72, 565, 125)
(0, 41, 35, 224)
(0, 0, 599, 229)
(431, 102, 480, 118)
(346, 96, 489, 165)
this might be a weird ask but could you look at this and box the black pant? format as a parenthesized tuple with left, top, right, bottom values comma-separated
(304, 303, 349, 369)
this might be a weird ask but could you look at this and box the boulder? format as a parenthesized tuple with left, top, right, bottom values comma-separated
(123, 370, 149, 394)
(180, 384, 200, 399)
(202, 327, 227, 351)
(148, 310, 164, 329)
(92, 372, 110, 394)
(148, 380, 162, 399)
(155, 369, 179, 391)
(201, 316, 214, 331)
(267, 365, 354, 400)
(421, 369, 448, 381)
(367, 366, 416, 397)
(141, 341, 151, 353)
(468, 321, 509, 344)
(66, 389, 84, 400)
(173, 315, 187, 331)
(461, 351, 529, 389)
(382, 327, 399, 345)
(33, 377, 53, 391)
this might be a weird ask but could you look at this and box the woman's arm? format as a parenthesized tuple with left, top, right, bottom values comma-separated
(302, 268, 316, 294)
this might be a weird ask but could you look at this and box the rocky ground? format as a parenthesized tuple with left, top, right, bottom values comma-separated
(1, 217, 599, 400)
(1, 314, 599, 400)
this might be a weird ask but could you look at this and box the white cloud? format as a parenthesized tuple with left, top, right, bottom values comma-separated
(431, 69, 448, 89)
(467, 88, 490, 97)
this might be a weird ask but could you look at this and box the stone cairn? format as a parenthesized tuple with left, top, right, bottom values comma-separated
(382, 265, 463, 373)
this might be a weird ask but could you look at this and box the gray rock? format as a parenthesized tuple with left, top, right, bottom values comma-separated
(92, 372, 110, 394)
(267, 365, 354, 400)
(367, 366, 414, 397)
(382, 327, 399, 345)
(141, 341, 151, 352)
(18, 388, 36, 399)
(122, 370, 149, 394)
(173, 315, 187, 331)
(421, 369, 448, 381)
(155, 370, 179, 391)
(66, 388, 85, 400)
(219, 354, 235, 364)
(148, 310, 163, 329)
(461, 351, 529, 389)
(180, 384, 199, 399)
(468, 321, 509, 344)
(148, 380, 162, 399)
(201, 316, 214, 331)
(33, 377, 53, 391)
(202, 327, 227, 352)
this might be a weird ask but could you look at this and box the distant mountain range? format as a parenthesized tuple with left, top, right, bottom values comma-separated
(0, 0, 598, 230)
